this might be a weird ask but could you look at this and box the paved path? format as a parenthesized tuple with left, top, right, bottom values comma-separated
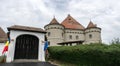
(0, 62, 57, 66)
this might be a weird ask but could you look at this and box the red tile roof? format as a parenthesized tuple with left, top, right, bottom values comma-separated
(49, 17, 60, 24)
(87, 21, 97, 28)
(0, 27, 7, 43)
(7, 25, 46, 33)
(61, 14, 85, 30)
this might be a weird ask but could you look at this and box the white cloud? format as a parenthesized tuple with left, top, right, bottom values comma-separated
(67, 0, 120, 44)
(0, 0, 120, 44)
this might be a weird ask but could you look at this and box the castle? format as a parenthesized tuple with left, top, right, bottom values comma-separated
(44, 14, 102, 46)
(0, 14, 102, 62)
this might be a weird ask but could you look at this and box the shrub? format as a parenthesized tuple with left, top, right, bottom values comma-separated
(48, 44, 120, 66)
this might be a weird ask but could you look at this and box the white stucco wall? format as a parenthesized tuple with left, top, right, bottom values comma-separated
(84, 28, 101, 44)
(0, 43, 5, 56)
(45, 25, 64, 46)
(45, 24, 102, 46)
(64, 29, 85, 42)
(7, 30, 45, 62)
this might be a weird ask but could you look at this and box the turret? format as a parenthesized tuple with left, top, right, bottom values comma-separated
(84, 21, 102, 44)
(44, 17, 65, 46)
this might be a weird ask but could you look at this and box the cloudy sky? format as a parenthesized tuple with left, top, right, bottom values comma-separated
(0, 0, 120, 44)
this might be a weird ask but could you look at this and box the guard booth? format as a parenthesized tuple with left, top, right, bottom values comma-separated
(6, 25, 46, 62)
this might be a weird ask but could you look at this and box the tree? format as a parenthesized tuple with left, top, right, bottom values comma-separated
(110, 38, 120, 44)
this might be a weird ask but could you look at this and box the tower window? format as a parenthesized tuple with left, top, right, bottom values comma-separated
(48, 41, 50, 45)
(89, 34, 92, 39)
(62, 33, 64, 37)
(76, 35, 79, 39)
(69, 35, 72, 39)
(48, 32, 50, 36)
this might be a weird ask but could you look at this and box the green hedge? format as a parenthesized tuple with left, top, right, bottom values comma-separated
(48, 44, 120, 66)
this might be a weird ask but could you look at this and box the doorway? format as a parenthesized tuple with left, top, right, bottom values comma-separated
(14, 34, 39, 59)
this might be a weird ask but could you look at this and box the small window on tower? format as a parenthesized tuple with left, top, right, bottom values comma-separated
(69, 35, 72, 39)
(48, 41, 50, 45)
(48, 32, 50, 36)
(89, 34, 92, 39)
(62, 33, 64, 37)
(76, 35, 79, 39)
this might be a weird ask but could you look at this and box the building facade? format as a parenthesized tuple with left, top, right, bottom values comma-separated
(44, 15, 102, 46)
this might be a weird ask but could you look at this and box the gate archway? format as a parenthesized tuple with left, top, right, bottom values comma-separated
(14, 34, 39, 59)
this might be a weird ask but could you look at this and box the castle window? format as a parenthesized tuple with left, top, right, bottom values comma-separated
(62, 33, 64, 37)
(48, 41, 50, 45)
(48, 32, 50, 36)
(69, 35, 72, 39)
(76, 35, 79, 39)
(89, 34, 92, 39)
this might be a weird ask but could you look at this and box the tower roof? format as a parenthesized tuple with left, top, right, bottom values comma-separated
(87, 21, 97, 28)
(49, 17, 60, 24)
(61, 14, 85, 30)
(0, 27, 7, 43)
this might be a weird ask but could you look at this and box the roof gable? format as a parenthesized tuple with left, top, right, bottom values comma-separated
(0, 27, 7, 43)
(49, 17, 60, 24)
(87, 21, 97, 28)
(61, 14, 85, 30)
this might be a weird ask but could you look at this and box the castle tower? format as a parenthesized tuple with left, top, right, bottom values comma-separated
(85, 21, 102, 44)
(44, 17, 64, 46)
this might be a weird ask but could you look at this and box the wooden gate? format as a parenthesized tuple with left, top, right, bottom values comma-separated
(14, 34, 39, 59)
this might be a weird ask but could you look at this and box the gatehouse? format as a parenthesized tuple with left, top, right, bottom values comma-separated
(6, 25, 46, 62)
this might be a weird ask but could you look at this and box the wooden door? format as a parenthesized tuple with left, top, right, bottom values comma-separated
(14, 34, 39, 59)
